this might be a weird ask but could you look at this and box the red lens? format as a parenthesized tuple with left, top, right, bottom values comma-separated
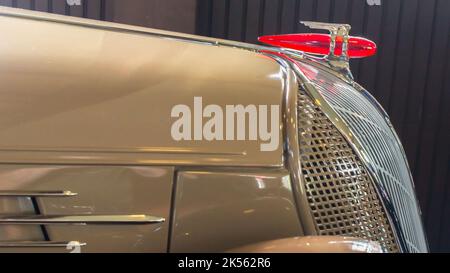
(258, 33, 377, 58)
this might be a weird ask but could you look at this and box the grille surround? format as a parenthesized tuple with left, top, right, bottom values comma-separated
(295, 61, 428, 253)
(297, 88, 399, 253)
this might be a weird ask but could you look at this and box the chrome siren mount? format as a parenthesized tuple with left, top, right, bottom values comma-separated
(301, 21, 353, 80)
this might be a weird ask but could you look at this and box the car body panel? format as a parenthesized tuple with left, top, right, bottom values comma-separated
(0, 196, 44, 242)
(0, 7, 294, 252)
(0, 8, 284, 167)
(227, 236, 383, 253)
(171, 169, 302, 252)
(0, 165, 173, 253)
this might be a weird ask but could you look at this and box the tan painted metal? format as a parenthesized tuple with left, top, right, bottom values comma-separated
(0, 7, 284, 167)
(0, 7, 296, 253)
(0, 165, 173, 253)
(171, 170, 302, 252)
(228, 236, 383, 253)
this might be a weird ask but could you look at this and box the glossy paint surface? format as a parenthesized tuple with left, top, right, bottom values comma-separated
(171, 170, 302, 252)
(0, 7, 303, 253)
(228, 236, 383, 253)
(0, 165, 173, 252)
(0, 9, 285, 167)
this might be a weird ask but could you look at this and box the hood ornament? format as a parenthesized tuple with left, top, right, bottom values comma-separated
(259, 21, 377, 81)
(301, 21, 353, 80)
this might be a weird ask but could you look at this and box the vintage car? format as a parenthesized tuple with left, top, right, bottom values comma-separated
(0, 7, 427, 253)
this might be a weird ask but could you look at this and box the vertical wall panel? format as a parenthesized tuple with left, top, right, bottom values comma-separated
(68, 1, 83, 17)
(196, 0, 450, 252)
(243, 0, 263, 42)
(0, 0, 196, 33)
(51, 0, 67, 15)
(0, 1, 12, 6)
(34, 0, 48, 12)
(401, 0, 436, 174)
(347, 0, 366, 80)
(196, 0, 212, 37)
(432, 14, 450, 251)
(85, 0, 101, 20)
(315, 0, 332, 22)
(16, 0, 31, 9)
(374, 0, 401, 107)
(280, 0, 296, 34)
(332, 0, 350, 24)
(357, 2, 382, 93)
(297, 0, 315, 33)
(388, 0, 418, 139)
(262, 0, 280, 35)
(228, 0, 246, 41)
(211, 0, 228, 38)
(416, 0, 450, 251)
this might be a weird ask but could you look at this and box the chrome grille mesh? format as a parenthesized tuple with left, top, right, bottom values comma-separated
(297, 89, 399, 253)
(297, 62, 428, 253)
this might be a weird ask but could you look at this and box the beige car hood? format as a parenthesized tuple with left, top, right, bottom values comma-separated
(0, 7, 289, 167)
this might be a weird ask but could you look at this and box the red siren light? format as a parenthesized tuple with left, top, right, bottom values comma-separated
(258, 33, 377, 59)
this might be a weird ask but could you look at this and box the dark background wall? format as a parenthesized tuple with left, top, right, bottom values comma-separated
(0, 0, 197, 33)
(1, 0, 449, 252)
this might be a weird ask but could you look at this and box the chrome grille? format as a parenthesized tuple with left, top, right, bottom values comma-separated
(297, 62, 428, 253)
(297, 89, 399, 253)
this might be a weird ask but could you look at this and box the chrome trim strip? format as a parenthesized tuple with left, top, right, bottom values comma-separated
(0, 146, 246, 156)
(274, 49, 352, 85)
(277, 49, 355, 85)
(0, 190, 77, 197)
(264, 53, 315, 235)
(0, 150, 279, 167)
(0, 241, 86, 247)
(0, 7, 271, 54)
(0, 214, 165, 225)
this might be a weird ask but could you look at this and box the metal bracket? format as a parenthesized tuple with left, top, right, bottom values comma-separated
(301, 21, 353, 80)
